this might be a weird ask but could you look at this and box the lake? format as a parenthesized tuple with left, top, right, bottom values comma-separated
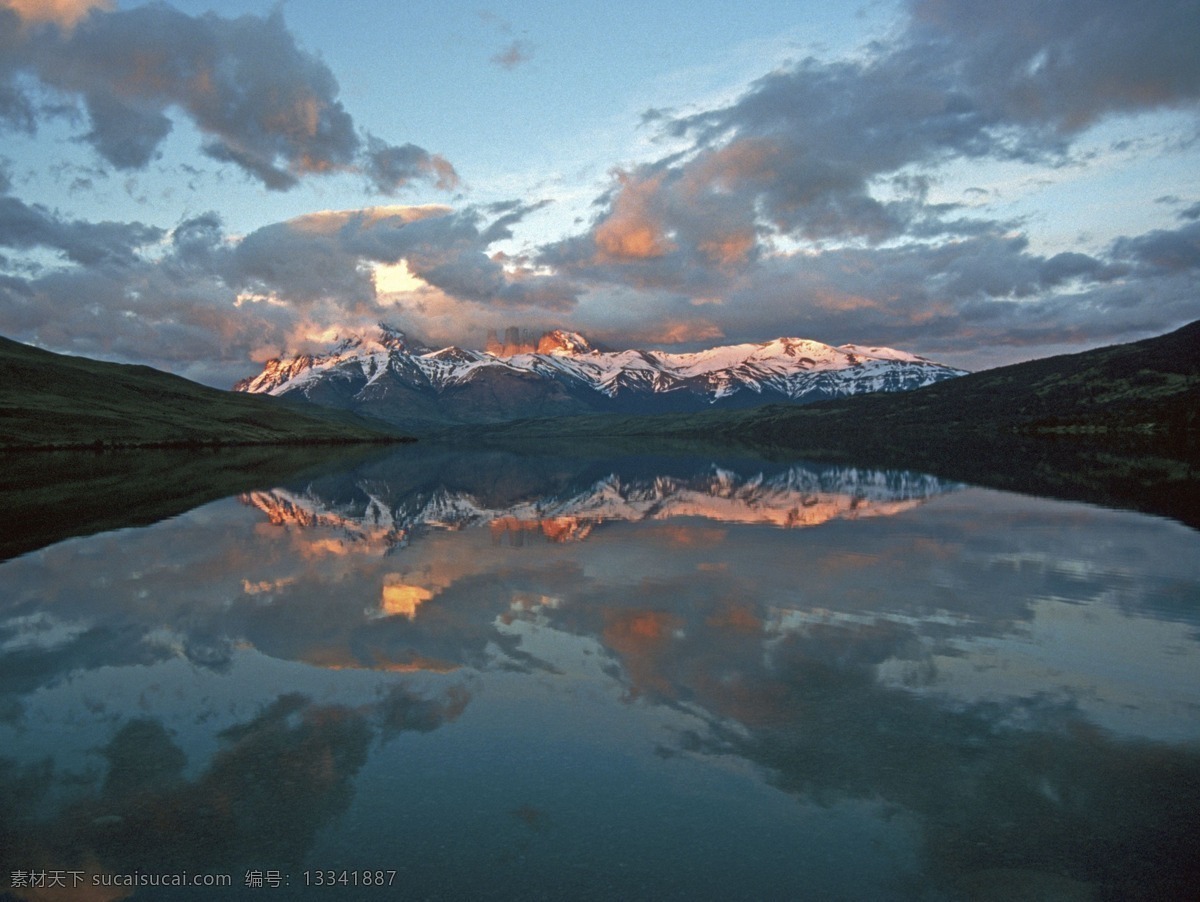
(1, 447, 1198, 900)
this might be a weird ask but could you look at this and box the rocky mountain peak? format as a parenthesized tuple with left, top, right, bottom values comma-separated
(234, 325, 968, 428)
(536, 329, 594, 356)
(377, 322, 423, 352)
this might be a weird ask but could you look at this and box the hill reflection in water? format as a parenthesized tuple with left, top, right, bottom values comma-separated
(0, 448, 1197, 899)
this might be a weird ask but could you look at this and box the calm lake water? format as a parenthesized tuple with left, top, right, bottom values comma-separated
(2, 448, 1198, 900)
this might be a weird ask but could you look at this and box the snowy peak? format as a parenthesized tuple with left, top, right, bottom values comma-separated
(426, 345, 486, 364)
(377, 323, 423, 352)
(233, 353, 316, 394)
(331, 322, 424, 355)
(535, 329, 594, 356)
(836, 343, 927, 364)
(233, 323, 428, 394)
(234, 324, 968, 426)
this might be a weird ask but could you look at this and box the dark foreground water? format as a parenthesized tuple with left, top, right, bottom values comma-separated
(1, 448, 1198, 900)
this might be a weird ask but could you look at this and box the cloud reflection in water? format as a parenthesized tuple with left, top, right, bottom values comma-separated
(0, 450, 1197, 898)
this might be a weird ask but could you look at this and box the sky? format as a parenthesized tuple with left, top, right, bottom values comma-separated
(0, 0, 1198, 387)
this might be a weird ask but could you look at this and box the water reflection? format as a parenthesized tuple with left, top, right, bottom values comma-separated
(243, 457, 949, 543)
(1, 448, 1198, 899)
(1, 686, 469, 898)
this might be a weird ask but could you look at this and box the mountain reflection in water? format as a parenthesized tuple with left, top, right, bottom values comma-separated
(242, 458, 951, 551)
(0, 448, 1197, 900)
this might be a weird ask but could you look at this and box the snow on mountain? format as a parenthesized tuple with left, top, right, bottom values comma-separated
(234, 323, 968, 426)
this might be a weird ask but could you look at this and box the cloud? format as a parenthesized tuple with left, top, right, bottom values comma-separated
(0, 3, 455, 192)
(0, 192, 161, 267)
(0, 202, 287, 383)
(363, 136, 459, 195)
(621, 319, 726, 346)
(621, 0, 1199, 251)
(532, 0, 1200, 355)
(1111, 220, 1200, 273)
(1, 0, 108, 28)
(231, 202, 581, 314)
(548, 217, 1191, 361)
(908, 0, 1200, 132)
(0, 8, 37, 132)
(491, 39, 534, 70)
(2, 0, 1198, 377)
(0, 198, 583, 385)
(593, 170, 677, 262)
(478, 10, 533, 70)
(81, 90, 174, 170)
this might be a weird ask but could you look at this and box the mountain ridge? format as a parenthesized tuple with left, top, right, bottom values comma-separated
(235, 324, 967, 428)
(470, 320, 1200, 445)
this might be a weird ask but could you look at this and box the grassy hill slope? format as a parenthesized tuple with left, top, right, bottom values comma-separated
(0, 336, 407, 449)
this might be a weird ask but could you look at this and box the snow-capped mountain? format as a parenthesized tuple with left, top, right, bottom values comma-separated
(234, 324, 967, 427)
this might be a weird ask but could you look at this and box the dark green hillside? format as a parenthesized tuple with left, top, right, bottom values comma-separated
(0, 335, 408, 449)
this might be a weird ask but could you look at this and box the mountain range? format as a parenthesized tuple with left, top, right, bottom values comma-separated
(470, 320, 1200, 526)
(234, 325, 968, 427)
(2, 319, 1196, 536)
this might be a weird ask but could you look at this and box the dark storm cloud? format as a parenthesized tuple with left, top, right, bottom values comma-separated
(0, 3, 455, 192)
